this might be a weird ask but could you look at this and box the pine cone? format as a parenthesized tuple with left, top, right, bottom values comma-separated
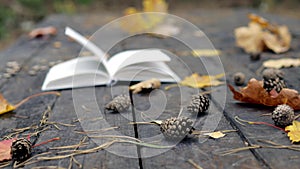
(187, 94, 210, 114)
(11, 138, 32, 163)
(272, 104, 294, 127)
(262, 68, 286, 93)
(105, 94, 131, 112)
(160, 117, 194, 140)
(263, 78, 286, 93)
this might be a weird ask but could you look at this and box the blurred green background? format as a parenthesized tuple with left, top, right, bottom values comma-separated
(0, 0, 299, 49)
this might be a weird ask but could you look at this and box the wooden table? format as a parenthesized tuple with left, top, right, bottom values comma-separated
(0, 9, 299, 169)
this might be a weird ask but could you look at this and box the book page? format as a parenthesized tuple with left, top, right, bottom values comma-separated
(65, 27, 109, 69)
(42, 57, 109, 90)
(107, 49, 171, 76)
(114, 62, 180, 82)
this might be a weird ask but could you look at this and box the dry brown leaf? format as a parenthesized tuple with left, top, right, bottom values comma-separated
(29, 26, 57, 38)
(0, 138, 16, 162)
(263, 58, 300, 69)
(129, 78, 161, 94)
(234, 13, 291, 54)
(229, 78, 300, 110)
(285, 121, 300, 143)
(235, 22, 265, 54)
(203, 131, 226, 139)
(263, 26, 291, 53)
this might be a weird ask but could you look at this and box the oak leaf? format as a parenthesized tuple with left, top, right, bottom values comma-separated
(0, 138, 16, 162)
(263, 58, 300, 69)
(229, 78, 300, 110)
(285, 121, 300, 143)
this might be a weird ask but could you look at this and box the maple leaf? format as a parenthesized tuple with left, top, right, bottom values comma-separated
(263, 58, 300, 69)
(165, 73, 224, 90)
(234, 13, 291, 54)
(229, 78, 300, 110)
(285, 121, 300, 143)
(0, 138, 16, 162)
(0, 92, 60, 115)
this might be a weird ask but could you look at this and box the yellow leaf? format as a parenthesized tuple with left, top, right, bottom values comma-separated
(180, 73, 224, 88)
(263, 58, 300, 69)
(0, 93, 16, 115)
(203, 131, 226, 139)
(191, 49, 221, 57)
(0, 91, 60, 116)
(121, 0, 168, 34)
(285, 121, 300, 143)
(165, 73, 224, 90)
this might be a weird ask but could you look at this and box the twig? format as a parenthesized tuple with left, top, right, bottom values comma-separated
(187, 159, 203, 169)
(14, 91, 60, 109)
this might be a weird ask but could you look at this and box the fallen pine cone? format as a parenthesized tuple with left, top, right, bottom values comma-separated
(187, 94, 210, 114)
(160, 117, 194, 140)
(11, 138, 32, 163)
(272, 104, 294, 127)
(105, 94, 131, 112)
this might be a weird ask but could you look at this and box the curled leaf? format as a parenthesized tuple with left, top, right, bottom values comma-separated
(165, 73, 224, 90)
(263, 58, 300, 69)
(129, 78, 161, 94)
(203, 131, 226, 139)
(234, 13, 291, 54)
(235, 22, 264, 54)
(229, 78, 300, 110)
(29, 26, 57, 38)
(285, 121, 300, 143)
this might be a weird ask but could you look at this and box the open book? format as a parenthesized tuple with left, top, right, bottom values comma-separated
(42, 27, 180, 91)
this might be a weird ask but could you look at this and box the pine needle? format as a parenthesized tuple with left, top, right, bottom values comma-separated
(187, 159, 203, 169)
